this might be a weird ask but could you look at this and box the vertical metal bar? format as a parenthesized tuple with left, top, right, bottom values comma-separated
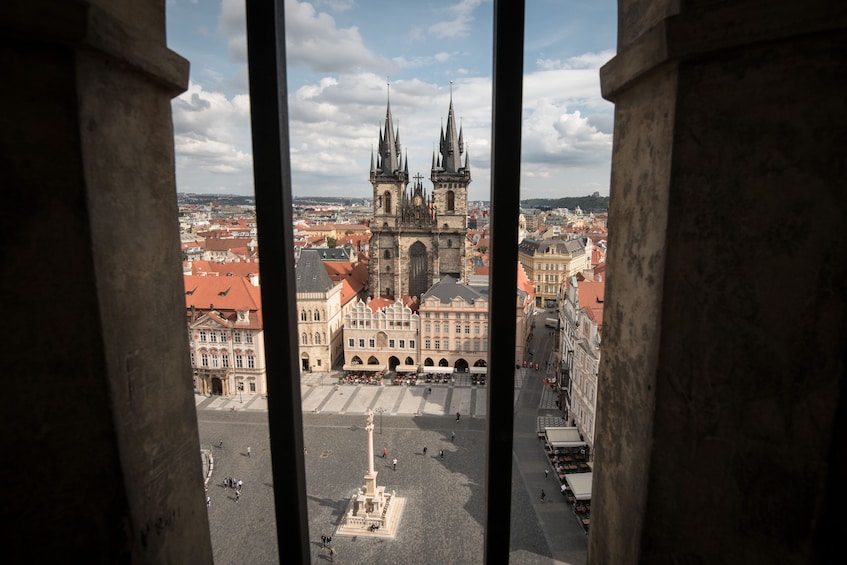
(486, 0, 525, 562)
(245, 1, 310, 562)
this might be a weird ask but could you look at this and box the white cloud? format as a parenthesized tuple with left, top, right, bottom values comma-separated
(428, 0, 484, 38)
(284, 0, 389, 72)
(216, 0, 388, 74)
(535, 49, 616, 71)
(172, 82, 254, 191)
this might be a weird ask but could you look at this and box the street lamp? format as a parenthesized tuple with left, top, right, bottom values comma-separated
(376, 407, 385, 435)
(238, 382, 244, 403)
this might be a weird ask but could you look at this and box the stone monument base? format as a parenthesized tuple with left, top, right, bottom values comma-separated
(335, 488, 406, 539)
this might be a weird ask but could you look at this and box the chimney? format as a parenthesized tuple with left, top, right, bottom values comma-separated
(249, 273, 259, 287)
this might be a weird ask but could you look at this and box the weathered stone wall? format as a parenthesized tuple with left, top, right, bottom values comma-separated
(593, 1, 846, 563)
(3, 2, 212, 562)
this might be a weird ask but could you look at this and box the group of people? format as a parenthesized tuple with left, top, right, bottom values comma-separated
(523, 360, 540, 370)
(320, 535, 336, 561)
(223, 476, 244, 502)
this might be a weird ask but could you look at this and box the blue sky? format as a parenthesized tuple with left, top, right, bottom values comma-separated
(166, 0, 616, 200)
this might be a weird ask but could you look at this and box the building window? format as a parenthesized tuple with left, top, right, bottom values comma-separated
(424, 323, 431, 333)
(444, 339, 449, 350)
(348, 338, 354, 348)
(248, 355, 255, 369)
(425, 339, 431, 349)
(314, 333, 321, 345)
(315, 311, 320, 321)
(249, 382, 256, 392)
(409, 340, 415, 349)
(359, 339, 365, 348)
(210, 354, 218, 368)
(210, 332, 217, 342)
(383, 191, 392, 214)
(447, 190, 455, 212)
(245, 331, 253, 344)
(399, 339, 405, 348)
(236, 355, 243, 368)
(222, 354, 229, 368)
(474, 340, 480, 351)
(456, 324, 461, 333)
(221, 332, 227, 342)
(199, 331, 207, 342)
(465, 325, 470, 334)
(435, 339, 440, 350)
(424, 313, 430, 318)
(201, 353, 209, 367)
(464, 341, 471, 351)
(475, 325, 480, 334)
(301, 310, 307, 321)
(190, 352, 195, 366)
(234, 331, 241, 343)
(369, 339, 375, 348)
(302, 333, 308, 345)
(389, 339, 395, 348)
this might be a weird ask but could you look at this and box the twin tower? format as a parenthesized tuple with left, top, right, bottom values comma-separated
(368, 93, 471, 300)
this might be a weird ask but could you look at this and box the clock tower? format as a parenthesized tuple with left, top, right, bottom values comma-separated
(368, 89, 471, 300)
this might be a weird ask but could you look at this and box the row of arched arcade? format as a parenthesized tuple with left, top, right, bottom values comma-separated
(344, 356, 488, 373)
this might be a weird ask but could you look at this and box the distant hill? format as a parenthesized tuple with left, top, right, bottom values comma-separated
(521, 194, 609, 212)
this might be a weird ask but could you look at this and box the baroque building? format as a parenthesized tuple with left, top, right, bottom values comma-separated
(368, 92, 471, 300)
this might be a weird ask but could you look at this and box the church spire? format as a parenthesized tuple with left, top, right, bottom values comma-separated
(379, 81, 400, 175)
(439, 81, 463, 173)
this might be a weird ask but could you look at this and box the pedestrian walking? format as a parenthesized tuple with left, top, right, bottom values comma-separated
(545, 468, 549, 479)
(206, 496, 211, 508)
(451, 431, 455, 442)
(541, 489, 546, 502)
(218, 440, 223, 448)
(237, 479, 243, 489)
(223, 477, 229, 488)
(423, 446, 428, 455)
(328, 547, 336, 562)
(392, 457, 397, 471)
(382, 448, 387, 458)
(321, 535, 327, 547)
(247, 446, 251, 457)
(235, 490, 240, 503)
(440, 449, 444, 459)
(456, 412, 461, 421)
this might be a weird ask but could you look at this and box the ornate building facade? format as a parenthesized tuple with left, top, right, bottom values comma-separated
(343, 299, 420, 370)
(368, 93, 471, 300)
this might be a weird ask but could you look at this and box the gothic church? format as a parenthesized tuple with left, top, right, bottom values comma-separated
(368, 93, 471, 300)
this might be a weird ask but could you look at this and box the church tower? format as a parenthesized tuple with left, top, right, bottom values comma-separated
(369, 88, 471, 301)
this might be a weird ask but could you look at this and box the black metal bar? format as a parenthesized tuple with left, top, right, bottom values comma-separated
(245, 1, 310, 562)
(486, 0, 525, 562)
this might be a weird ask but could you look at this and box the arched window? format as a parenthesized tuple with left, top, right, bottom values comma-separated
(300, 310, 306, 321)
(383, 191, 392, 214)
(447, 239, 453, 248)
(302, 333, 308, 345)
(315, 310, 320, 321)
(384, 249, 391, 259)
(314, 333, 321, 345)
(446, 190, 455, 212)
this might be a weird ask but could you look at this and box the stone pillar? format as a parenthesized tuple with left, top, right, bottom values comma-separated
(592, 1, 846, 563)
(3, 1, 210, 562)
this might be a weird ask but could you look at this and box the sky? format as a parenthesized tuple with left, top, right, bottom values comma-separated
(166, 0, 617, 201)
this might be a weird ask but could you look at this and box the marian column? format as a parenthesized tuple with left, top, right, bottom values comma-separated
(364, 409, 377, 495)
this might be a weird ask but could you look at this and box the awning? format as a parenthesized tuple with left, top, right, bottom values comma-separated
(564, 471, 593, 500)
(469, 367, 487, 374)
(343, 364, 386, 372)
(545, 427, 587, 448)
(395, 364, 418, 373)
(422, 366, 452, 373)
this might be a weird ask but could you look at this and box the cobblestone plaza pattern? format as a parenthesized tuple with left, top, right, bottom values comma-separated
(197, 367, 588, 564)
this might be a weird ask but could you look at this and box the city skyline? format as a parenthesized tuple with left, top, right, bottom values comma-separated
(166, 0, 617, 201)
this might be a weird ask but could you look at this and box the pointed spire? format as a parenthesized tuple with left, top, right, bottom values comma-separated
(464, 150, 470, 171)
(439, 84, 462, 173)
(370, 147, 375, 173)
(380, 81, 400, 175)
(432, 151, 436, 169)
